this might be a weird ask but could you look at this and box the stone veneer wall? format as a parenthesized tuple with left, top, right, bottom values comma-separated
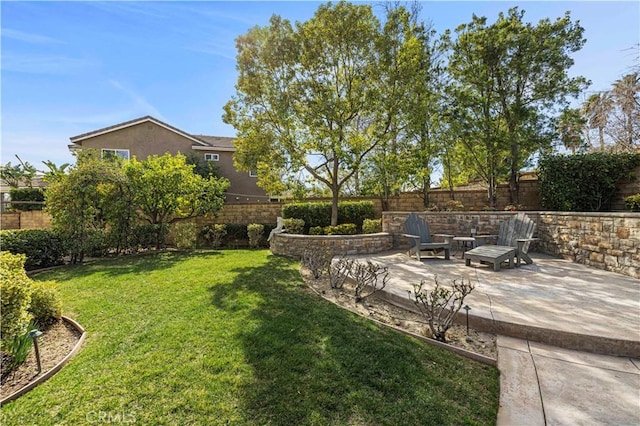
(0, 211, 52, 230)
(382, 211, 640, 279)
(270, 232, 394, 257)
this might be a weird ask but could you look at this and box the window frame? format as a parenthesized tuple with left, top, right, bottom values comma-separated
(249, 170, 258, 178)
(101, 148, 130, 160)
(204, 153, 220, 161)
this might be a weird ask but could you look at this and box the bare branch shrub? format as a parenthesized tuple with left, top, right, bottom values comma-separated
(301, 243, 333, 279)
(329, 256, 354, 289)
(409, 276, 475, 343)
(350, 260, 389, 303)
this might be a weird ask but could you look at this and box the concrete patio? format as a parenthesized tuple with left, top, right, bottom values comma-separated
(347, 251, 640, 425)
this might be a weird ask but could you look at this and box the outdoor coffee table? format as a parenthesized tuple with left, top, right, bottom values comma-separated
(464, 245, 517, 271)
(452, 236, 476, 258)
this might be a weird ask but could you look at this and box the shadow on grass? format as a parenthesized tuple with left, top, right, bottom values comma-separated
(37, 250, 224, 281)
(209, 254, 498, 425)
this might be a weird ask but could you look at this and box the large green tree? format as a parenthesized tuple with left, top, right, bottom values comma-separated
(448, 8, 588, 204)
(224, 2, 413, 225)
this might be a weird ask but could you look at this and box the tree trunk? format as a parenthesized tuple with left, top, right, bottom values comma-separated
(509, 142, 519, 205)
(331, 189, 339, 226)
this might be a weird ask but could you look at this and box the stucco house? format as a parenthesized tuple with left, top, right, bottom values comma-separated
(68, 116, 269, 203)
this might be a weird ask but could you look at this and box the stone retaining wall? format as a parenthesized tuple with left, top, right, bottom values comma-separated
(270, 232, 394, 257)
(382, 211, 640, 279)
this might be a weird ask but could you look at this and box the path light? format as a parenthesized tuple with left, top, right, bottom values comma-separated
(28, 329, 43, 374)
(463, 305, 471, 335)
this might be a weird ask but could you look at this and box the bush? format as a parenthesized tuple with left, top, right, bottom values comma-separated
(324, 223, 357, 235)
(247, 224, 264, 249)
(624, 194, 640, 212)
(28, 281, 62, 327)
(282, 202, 331, 230)
(444, 200, 464, 211)
(538, 153, 640, 211)
(338, 201, 376, 230)
(173, 222, 197, 250)
(0, 229, 65, 270)
(225, 224, 249, 244)
(308, 226, 324, 235)
(362, 219, 382, 234)
(132, 223, 168, 250)
(283, 201, 376, 232)
(9, 187, 45, 211)
(200, 224, 227, 248)
(0, 252, 32, 350)
(283, 218, 305, 235)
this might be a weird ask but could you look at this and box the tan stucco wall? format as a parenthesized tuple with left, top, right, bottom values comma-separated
(76, 122, 267, 201)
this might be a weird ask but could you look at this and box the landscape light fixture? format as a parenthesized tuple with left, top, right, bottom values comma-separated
(463, 305, 471, 335)
(28, 329, 43, 374)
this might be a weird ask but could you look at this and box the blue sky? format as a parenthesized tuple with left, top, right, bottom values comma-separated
(2, 1, 639, 170)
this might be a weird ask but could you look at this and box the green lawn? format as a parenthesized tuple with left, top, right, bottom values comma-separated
(1, 250, 499, 425)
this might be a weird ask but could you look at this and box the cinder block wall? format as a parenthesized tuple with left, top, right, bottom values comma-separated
(382, 211, 639, 279)
(0, 213, 21, 230)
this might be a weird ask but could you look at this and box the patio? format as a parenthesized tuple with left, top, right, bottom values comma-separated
(349, 251, 640, 356)
(346, 250, 640, 425)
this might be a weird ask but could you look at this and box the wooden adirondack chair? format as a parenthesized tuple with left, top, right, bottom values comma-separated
(402, 213, 451, 261)
(464, 213, 537, 270)
(496, 213, 538, 265)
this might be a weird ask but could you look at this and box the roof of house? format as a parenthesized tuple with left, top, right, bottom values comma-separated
(69, 115, 235, 150)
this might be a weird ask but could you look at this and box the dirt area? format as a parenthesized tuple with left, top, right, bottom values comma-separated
(301, 268, 497, 360)
(1, 319, 82, 399)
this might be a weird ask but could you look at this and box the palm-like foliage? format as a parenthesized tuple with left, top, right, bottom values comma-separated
(611, 72, 640, 149)
(582, 92, 612, 149)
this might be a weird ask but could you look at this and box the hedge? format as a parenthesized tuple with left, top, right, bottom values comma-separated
(0, 229, 65, 270)
(282, 201, 376, 232)
(9, 188, 45, 211)
(538, 152, 640, 211)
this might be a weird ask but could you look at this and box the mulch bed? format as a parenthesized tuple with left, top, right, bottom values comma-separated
(1, 319, 82, 399)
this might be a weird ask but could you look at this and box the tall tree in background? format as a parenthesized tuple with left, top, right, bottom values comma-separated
(557, 108, 587, 153)
(449, 8, 588, 204)
(224, 2, 417, 225)
(582, 92, 612, 150)
(610, 72, 639, 150)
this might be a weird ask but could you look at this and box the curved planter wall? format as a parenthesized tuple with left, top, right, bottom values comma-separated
(270, 232, 394, 257)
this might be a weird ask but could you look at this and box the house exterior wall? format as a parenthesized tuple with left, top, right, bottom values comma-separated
(75, 121, 267, 202)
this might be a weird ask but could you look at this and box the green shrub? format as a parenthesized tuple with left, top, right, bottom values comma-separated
(28, 281, 62, 327)
(225, 224, 249, 242)
(624, 194, 640, 212)
(324, 223, 357, 235)
(247, 223, 264, 249)
(173, 222, 197, 250)
(338, 201, 376, 230)
(9, 187, 45, 211)
(283, 218, 305, 234)
(362, 219, 382, 234)
(132, 223, 168, 250)
(309, 226, 324, 235)
(0, 252, 32, 350)
(200, 224, 227, 248)
(282, 202, 331, 230)
(282, 201, 375, 232)
(0, 229, 65, 270)
(538, 153, 640, 211)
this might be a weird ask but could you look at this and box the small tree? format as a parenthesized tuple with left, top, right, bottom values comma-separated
(125, 153, 229, 248)
(410, 276, 475, 343)
(247, 223, 264, 249)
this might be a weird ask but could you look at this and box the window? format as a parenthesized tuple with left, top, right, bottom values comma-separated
(249, 170, 258, 177)
(204, 153, 219, 161)
(101, 149, 130, 160)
